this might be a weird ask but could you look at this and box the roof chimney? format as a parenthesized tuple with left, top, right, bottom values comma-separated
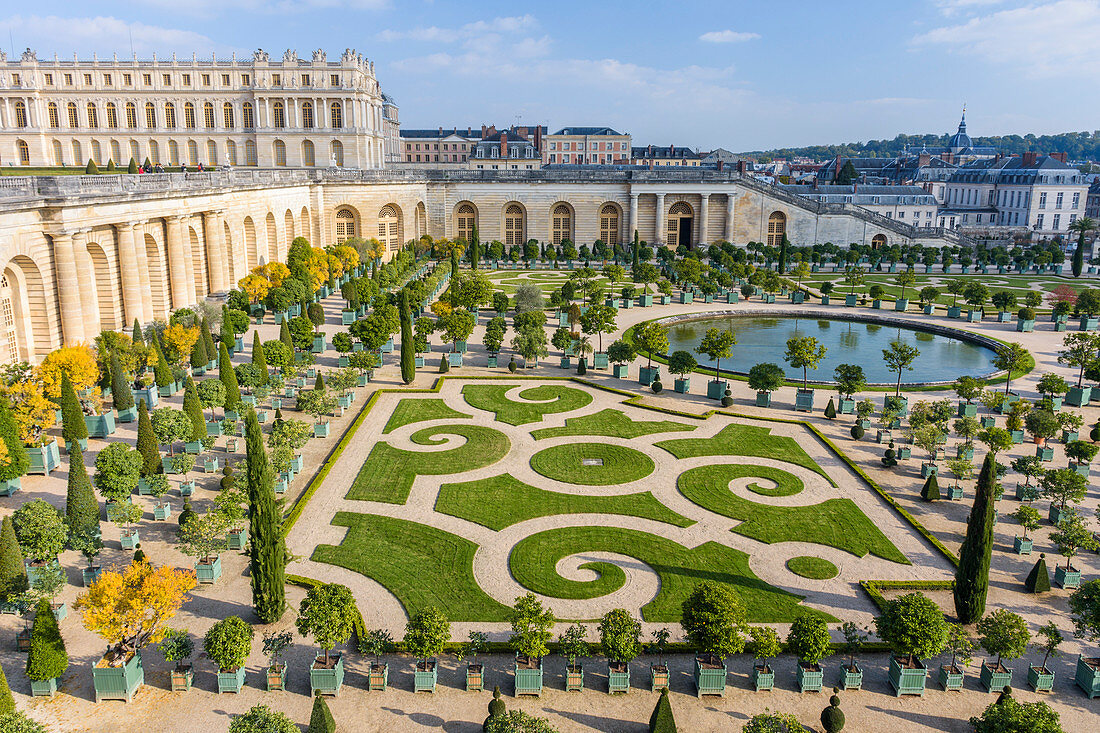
(1051, 152, 1067, 163)
(1022, 151, 1038, 167)
(534, 125, 542, 151)
(717, 159, 723, 172)
(438, 126, 443, 136)
(467, 127, 472, 136)
(481, 124, 487, 138)
(669, 144, 675, 156)
(918, 153, 930, 167)
(500, 132, 507, 158)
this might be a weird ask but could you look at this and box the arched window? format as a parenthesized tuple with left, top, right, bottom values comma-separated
(187, 140, 199, 165)
(67, 102, 80, 128)
(378, 205, 400, 250)
(129, 140, 140, 163)
(71, 140, 82, 164)
(330, 102, 342, 129)
(227, 140, 238, 165)
(125, 102, 137, 129)
(106, 103, 118, 129)
(47, 103, 59, 129)
(551, 204, 572, 244)
(86, 102, 98, 129)
(16, 140, 29, 165)
(273, 139, 286, 166)
(148, 140, 158, 164)
(244, 140, 257, 166)
(165, 103, 176, 129)
(667, 202, 694, 248)
(330, 140, 344, 167)
(301, 101, 313, 129)
(600, 204, 620, 245)
(144, 102, 156, 129)
(51, 140, 63, 166)
(871, 234, 887, 250)
(242, 102, 255, 130)
(302, 140, 315, 166)
(505, 204, 525, 246)
(203, 102, 215, 129)
(184, 103, 196, 129)
(335, 208, 357, 244)
(14, 101, 27, 128)
(91, 140, 102, 164)
(207, 140, 217, 165)
(273, 101, 285, 129)
(0, 275, 18, 365)
(766, 211, 786, 248)
(223, 103, 235, 129)
(110, 140, 122, 165)
(168, 140, 180, 166)
(457, 204, 476, 242)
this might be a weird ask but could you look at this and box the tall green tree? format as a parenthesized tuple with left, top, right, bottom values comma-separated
(182, 377, 207, 442)
(279, 318, 294, 356)
(220, 305, 235, 348)
(778, 234, 790, 274)
(398, 289, 415, 385)
(135, 399, 161, 476)
(64, 445, 99, 538)
(0, 401, 28, 484)
(59, 372, 88, 449)
(220, 342, 242, 411)
(0, 657, 14, 714)
(251, 332, 268, 384)
(0, 516, 27, 601)
(469, 226, 479, 271)
(189, 336, 208, 372)
(1069, 216, 1095, 278)
(26, 598, 68, 683)
(954, 451, 997, 623)
(131, 318, 144, 348)
(109, 351, 134, 412)
(200, 317, 216, 365)
(245, 409, 286, 623)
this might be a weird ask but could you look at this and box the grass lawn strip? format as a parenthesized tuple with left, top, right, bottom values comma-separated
(382, 398, 472, 433)
(529, 443, 655, 486)
(678, 465, 909, 564)
(656, 422, 832, 483)
(707, 464, 806, 498)
(531, 408, 696, 440)
(434, 473, 694, 530)
(787, 556, 839, 580)
(346, 424, 510, 504)
(461, 384, 594, 425)
(508, 526, 834, 623)
(313, 512, 512, 621)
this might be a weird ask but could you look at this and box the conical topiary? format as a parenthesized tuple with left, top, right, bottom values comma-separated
(821, 688, 845, 732)
(1025, 553, 1051, 593)
(131, 318, 144, 348)
(110, 351, 134, 412)
(279, 319, 294, 357)
(439, 357, 450, 373)
(648, 687, 676, 733)
(85, 159, 99, 175)
(220, 342, 241, 411)
(136, 400, 161, 476)
(0, 400, 29, 484)
(577, 358, 587, 375)
(65, 445, 99, 537)
(201, 318, 216, 366)
(152, 341, 173, 389)
(0, 516, 27, 601)
(189, 336, 208, 371)
(307, 693, 336, 733)
(0, 657, 14, 713)
(921, 473, 940, 501)
(824, 398, 837, 419)
(59, 372, 88, 449)
(251, 332, 268, 384)
(182, 377, 207, 442)
(26, 598, 68, 683)
(106, 159, 117, 172)
(127, 157, 138, 174)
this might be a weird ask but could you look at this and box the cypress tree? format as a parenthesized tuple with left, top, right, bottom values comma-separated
(26, 598, 68, 683)
(0, 657, 14, 714)
(136, 400, 161, 477)
(313, 373, 326, 396)
(953, 450, 996, 623)
(132, 318, 144, 348)
(648, 688, 676, 733)
(778, 234, 790, 275)
(1073, 240, 1085, 278)
(307, 693, 337, 733)
(251, 331, 268, 384)
(220, 306, 235, 349)
(245, 409, 286, 623)
(0, 401, 29, 483)
(152, 341, 173, 388)
(279, 319, 294, 357)
(1025, 553, 1051, 593)
(0, 516, 27, 600)
(220, 342, 242, 411)
(921, 473, 940, 501)
(59, 372, 88, 449)
(398, 290, 415, 385)
(189, 336, 207, 371)
(110, 351, 134, 412)
(200, 317, 216, 366)
(182, 377, 207, 442)
(632, 230, 640, 274)
(65, 445, 99, 537)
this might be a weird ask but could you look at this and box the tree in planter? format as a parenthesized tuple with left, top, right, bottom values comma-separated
(607, 340, 636, 371)
(1066, 440, 1099, 471)
(295, 582, 357, 667)
(695, 327, 736, 385)
(558, 623, 590, 678)
(26, 598, 67, 688)
(580, 303, 617, 354)
(404, 605, 450, 673)
(109, 351, 135, 415)
(178, 509, 229, 566)
(1013, 504, 1041, 544)
(784, 335, 827, 393)
(1040, 466, 1088, 515)
(964, 281, 990, 315)
(437, 308, 475, 354)
(63, 445, 98, 538)
(397, 290, 415, 384)
(182, 378, 207, 445)
(135, 400, 161, 479)
(93, 442, 141, 506)
(296, 387, 337, 426)
(245, 410, 286, 623)
(1058, 332, 1100, 390)
(969, 690, 1064, 733)
(918, 286, 941, 308)
(509, 592, 555, 665)
(158, 627, 194, 681)
(874, 592, 949, 669)
(196, 379, 226, 423)
(882, 339, 919, 398)
(598, 608, 641, 678)
(840, 621, 868, 675)
(204, 615, 255, 676)
(219, 342, 242, 412)
(945, 457, 973, 494)
(483, 317, 506, 358)
(573, 335, 593, 374)
(680, 581, 746, 665)
(1036, 373, 1069, 409)
(632, 321, 669, 372)
(942, 623, 974, 678)
(954, 375, 982, 406)
(1032, 621, 1063, 679)
(785, 614, 832, 673)
(0, 516, 26, 603)
(12, 500, 67, 565)
(910, 423, 945, 469)
(954, 451, 997, 623)
(748, 625, 782, 678)
(668, 350, 697, 384)
(748, 362, 785, 400)
(1025, 409, 1060, 446)
(1050, 509, 1099, 571)
(360, 628, 393, 673)
(993, 342, 1030, 396)
(833, 363, 866, 405)
(551, 327, 573, 357)
(976, 609, 1029, 673)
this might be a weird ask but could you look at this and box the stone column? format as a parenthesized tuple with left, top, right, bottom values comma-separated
(165, 215, 191, 311)
(179, 216, 199, 305)
(51, 231, 86, 345)
(699, 194, 710, 247)
(655, 193, 666, 245)
(628, 193, 639, 242)
(133, 222, 153, 320)
(116, 222, 146, 326)
(71, 229, 100, 334)
(204, 210, 228, 293)
(725, 194, 736, 242)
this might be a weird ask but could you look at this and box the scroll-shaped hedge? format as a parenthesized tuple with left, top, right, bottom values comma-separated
(461, 384, 593, 425)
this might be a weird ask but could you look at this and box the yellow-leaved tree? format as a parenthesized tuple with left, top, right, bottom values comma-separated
(238, 273, 271, 304)
(330, 244, 360, 274)
(362, 237, 386, 263)
(255, 262, 290, 288)
(301, 247, 330, 291)
(1, 381, 56, 445)
(37, 344, 98, 399)
(161, 323, 200, 366)
(326, 251, 345, 281)
(74, 560, 196, 664)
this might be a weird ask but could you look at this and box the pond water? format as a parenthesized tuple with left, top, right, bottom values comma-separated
(664, 316, 998, 384)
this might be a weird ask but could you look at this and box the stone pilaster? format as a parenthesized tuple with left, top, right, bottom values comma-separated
(132, 221, 154, 320)
(699, 194, 710, 247)
(50, 231, 86, 345)
(116, 222, 147, 326)
(165, 215, 191, 311)
(179, 216, 200, 305)
(71, 229, 100, 335)
(655, 193, 666, 245)
(726, 194, 736, 242)
(628, 193, 639, 242)
(204, 210, 228, 293)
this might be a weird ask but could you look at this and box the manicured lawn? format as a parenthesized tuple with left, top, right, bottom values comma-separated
(787, 556, 839, 580)
(529, 443, 655, 486)
(461, 384, 593, 425)
(382, 398, 471, 433)
(677, 465, 908, 563)
(486, 270, 611, 297)
(508, 526, 834, 622)
(657, 423, 833, 484)
(531, 408, 696, 440)
(347, 424, 510, 503)
(435, 473, 694, 530)
(313, 512, 512, 621)
(702, 464, 806, 498)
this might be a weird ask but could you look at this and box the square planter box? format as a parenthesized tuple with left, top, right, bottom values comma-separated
(314, 422, 331, 438)
(947, 306, 962, 319)
(674, 377, 691, 394)
(415, 356, 426, 368)
(291, 454, 304, 473)
(641, 294, 654, 307)
(158, 381, 182, 398)
(341, 310, 357, 325)
(1028, 665, 1055, 692)
(845, 294, 858, 307)
(1049, 504, 1068, 525)
(514, 657, 543, 696)
(1010, 430, 1025, 444)
(383, 339, 397, 353)
(559, 356, 572, 370)
(980, 416, 996, 428)
(678, 292, 693, 304)
(694, 656, 727, 697)
(414, 660, 438, 693)
(227, 528, 246, 550)
(1037, 446, 1054, 461)
(897, 446, 911, 459)
(755, 391, 772, 408)
(613, 364, 629, 379)
(217, 666, 246, 694)
(1016, 318, 1036, 333)
(1076, 656, 1100, 698)
(93, 651, 145, 703)
(651, 665, 670, 691)
(752, 664, 774, 691)
(203, 456, 221, 473)
(195, 556, 222, 583)
(958, 402, 977, 417)
(1055, 565, 1082, 589)
(763, 293, 776, 304)
(1073, 463, 1089, 477)
(939, 664, 964, 691)
(638, 366, 658, 386)
(206, 420, 224, 436)
(134, 387, 159, 409)
(1062, 429, 1078, 443)
(1067, 386, 1092, 406)
(275, 475, 289, 494)
(607, 663, 630, 694)
(956, 446, 974, 460)
(153, 502, 171, 520)
(564, 665, 584, 692)
(658, 295, 671, 305)
(947, 485, 963, 500)
(838, 397, 855, 414)
(170, 665, 194, 692)
(821, 295, 831, 305)
(921, 463, 938, 479)
(0, 477, 20, 497)
(894, 298, 909, 312)
(183, 440, 203, 455)
(980, 661, 1013, 692)
(180, 479, 195, 497)
(796, 662, 823, 693)
(793, 389, 814, 412)
(1080, 317, 1099, 331)
(82, 565, 103, 586)
(368, 662, 388, 691)
(311, 654, 345, 695)
(116, 406, 138, 423)
(593, 352, 609, 369)
(1056, 321, 1068, 332)
(997, 311, 1012, 323)
(923, 304, 936, 315)
(311, 336, 326, 354)
(707, 380, 729, 400)
(466, 664, 484, 692)
(448, 353, 463, 367)
(888, 656, 927, 697)
(120, 530, 140, 550)
(1014, 536, 1033, 555)
(27, 440, 61, 475)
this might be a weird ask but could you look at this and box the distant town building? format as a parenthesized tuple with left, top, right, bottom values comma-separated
(1086, 179, 1100, 219)
(782, 184, 939, 227)
(543, 126, 630, 165)
(398, 126, 480, 165)
(470, 127, 541, 170)
(631, 144, 702, 166)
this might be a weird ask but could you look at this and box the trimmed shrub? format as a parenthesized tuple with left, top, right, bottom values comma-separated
(0, 401, 29, 482)
(0, 516, 26, 601)
(85, 159, 99, 174)
(1025, 553, 1051, 593)
(307, 694, 336, 733)
(0, 658, 14, 713)
(59, 372, 88, 447)
(26, 599, 68, 682)
(649, 687, 676, 732)
(921, 473, 940, 501)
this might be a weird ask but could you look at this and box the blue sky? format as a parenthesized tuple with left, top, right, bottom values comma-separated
(1, 0, 1095, 151)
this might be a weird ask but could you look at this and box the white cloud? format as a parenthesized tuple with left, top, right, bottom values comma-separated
(3, 15, 232, 56)
(913, 0, 1100, 77)
(377, 15, 538, 43)
(129, 0, 389, 15)
(699, 29, 760, 43)
(933, 0, 1007, 14)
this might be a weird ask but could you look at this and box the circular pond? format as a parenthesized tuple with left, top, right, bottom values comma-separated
(665, 315, 998, 384)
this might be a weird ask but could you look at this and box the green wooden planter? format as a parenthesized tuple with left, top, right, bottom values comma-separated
(888, 656, 927, 697)
(291, 454, 304, 473)
(638, 367, 657, 386)
(180, 479, 195, 497)
(195, 555, 222, 583)
(1017, 319, 1035, 332)
(514, 657, 543, 696)
(1010, 429, 1025, 443)
(979, 660, 1012, 692)
(613, 364, 629, 378)
(674, 377, 691, 394)
(707, 380, 729, 400)
(693, 656, 727, 697)
(153, 502, 171, 520)
(839, 664, 863, 690)
(1049, 504, 1068, 525)
(1055, 565, 1082, 589)
(1075, 656, 1100, 698)
(921, 463, 938, 479)
(958, 402, 977, 417)
(311, 654, 344, 696)
(93, 652, 144, 703)
(1067, 386, 1092, 407)
(564, 665, 584, 692)
(314, 422, 330, 438)
(205, 420, 223, 437)
(184, 440, 203, 455)
(120, 530, 140, 550)
(29, 676, 58, 697)
(466, 664, 483, 692)
(266, 663, 288, 691)
(170, 665, 193, 692)
(980, 416, 996, 428)
(796, 662, 823, 693)
(82, 565, 103, 586)
(751, 664, 774, 691)
(0, 477, 20, 497)
(368, 662, 388, 691)
(217, 666, 246, 694)
(593, 352, 609, 369)
(27, 440, 60, 475)
(414, 660, 438, 693)
(1014, 536, 1033, 555)
(651, 665, 669, 691)
(938, 664, 963, 691)
(607, 663, 630, 694)
(1062, 429, 1079, 443)
(1036, 445, 1054, 461)
(227, 528, 246, 550)
(202, 456, 220, 473)
(84, 411, 117, 438)
(117, 406, 138, 423)
(1028, 665, 1054, 692)
(755, 391, 772, 407)
(448, 353, 463, 367)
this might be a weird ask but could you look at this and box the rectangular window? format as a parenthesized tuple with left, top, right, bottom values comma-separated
(143, 73, 152, 85)
(1072, 193, 1080, 209)
(83, 73, 92, 85)
(242, 74, 250, 85)
(1053, 214, 1061, 230)
(64, 73, 73, 85)
(163, 74, 171, 85)
(898, 211, 905, 219)
(1039, 192, 1047, 209)
(1056, 192, 1064, 209)
(182, 73, 191, 86)
(104, 74, 111, 86)
(272, 74, 281, 85)
(222, 74, 230, 85)
(1036, 214, 1044, 228)
(202, 74, 210, 86)
(302, 74, 309, 85)
(330, 74, 339, 86)
(44, 73, 52, 85)
(123, 73, 131, 85)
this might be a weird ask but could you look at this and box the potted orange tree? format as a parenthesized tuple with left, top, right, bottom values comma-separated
(648, 628, 671, 691)
(362, 628, 393, 691)
(459, 630, 488, 692)
(296, 582, 357, 696)
(976, 609, 1029, 692)
(749, 626, 781, 692)
(599, 608, 641, 695)
(404, 606, 450, 693)
(158, 628, 195, 691)
(510, 593, 555, 696)
(937, 623, 972, 691)
(203, 615, 254, 694)
(262, 630, 292, 691)
(787, 614, 831, 693)
(1028, 621, 1062, 692)
(558, 623, 589, 692)
(838, 621, 868, 690)
(875, 592, 948, 697)
(682, 581, 745, 697)
(1069, 580, 1100, 697)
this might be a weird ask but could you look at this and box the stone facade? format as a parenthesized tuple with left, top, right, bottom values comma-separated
(0, 168, 962, 364)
